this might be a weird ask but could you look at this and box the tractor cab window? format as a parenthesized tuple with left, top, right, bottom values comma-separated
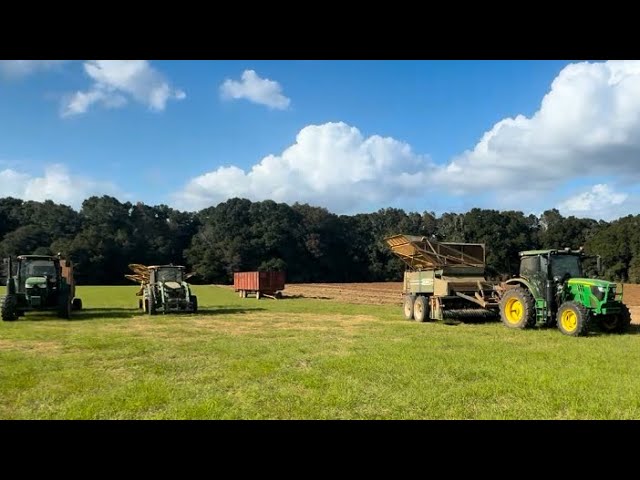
(550, 255, 582, 280)
(24, 260, 57, 279)
(520, 256, 540, 276)
(156, 268, 183, 283)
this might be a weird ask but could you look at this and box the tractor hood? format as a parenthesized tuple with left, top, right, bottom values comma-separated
(567, 278, 615, 289)
(163, 281, 184, 290)
(25, 277, 48, 288)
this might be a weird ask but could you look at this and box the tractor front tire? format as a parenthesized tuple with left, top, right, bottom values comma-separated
(1, 295, 17, 322)
(148, 297, 157, 316)
(557, 301, 590, 337)
(499, 287, 536, 329)
(413, 296, 430, 322)
(403, 295, 416, 320)
(58, 299, 71, 320)
(600, 304, 631, 334)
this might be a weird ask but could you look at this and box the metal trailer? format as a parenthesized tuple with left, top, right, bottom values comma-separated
(385, 234, 500, 322)
(234, 271, 285, 299)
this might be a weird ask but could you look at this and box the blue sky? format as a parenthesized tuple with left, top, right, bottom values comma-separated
(1, 60, 639, 220)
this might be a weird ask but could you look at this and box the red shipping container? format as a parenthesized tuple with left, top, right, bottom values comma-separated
(234, 271, 286, 299)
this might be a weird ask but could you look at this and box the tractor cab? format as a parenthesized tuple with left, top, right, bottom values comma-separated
(150, 265, 184, 284)
(18, 256, 60, 294)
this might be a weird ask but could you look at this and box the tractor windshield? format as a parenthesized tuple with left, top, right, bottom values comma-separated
(549, 255, 582, 280)
(156, 268, 183, 283)
(22, 259, 57, 280)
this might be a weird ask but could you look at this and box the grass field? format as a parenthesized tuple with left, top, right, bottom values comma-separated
(2, 284, 640, 419)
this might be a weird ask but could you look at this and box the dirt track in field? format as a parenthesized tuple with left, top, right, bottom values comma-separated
(281, 282, 640, 325)
(221, 282, 640, 324)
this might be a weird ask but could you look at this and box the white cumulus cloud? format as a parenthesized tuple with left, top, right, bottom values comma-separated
(432, 60, 640, 200)
(61, 60, 185, 117)
(0, 164, 121, 209)
(174, 122, 430, 212)
(0, 60, 68, 79)
(220, 69, 290, 109)
(557, 184, 629, 220)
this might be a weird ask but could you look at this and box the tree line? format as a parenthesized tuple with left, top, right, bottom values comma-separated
(0, 195, 638, 284)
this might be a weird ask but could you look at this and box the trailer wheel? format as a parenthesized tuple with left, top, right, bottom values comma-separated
(557, 301, 590, 336)
(413, 296, 430, 322)
(403, 295, 416, 320)
(72, 298, 83, 311)
(499, 287, 536, 329)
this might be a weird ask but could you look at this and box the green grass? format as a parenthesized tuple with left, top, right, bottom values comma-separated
(2, 284, 640, 419)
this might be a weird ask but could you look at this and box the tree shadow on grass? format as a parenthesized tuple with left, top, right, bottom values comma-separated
(195, 306, 267, 315)
(6, 307, 140, 322)
(12, 306, 270, 322)
(278, 294, 331, 300)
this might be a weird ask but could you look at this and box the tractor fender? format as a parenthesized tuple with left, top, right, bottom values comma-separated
(503, 278, 536, 295)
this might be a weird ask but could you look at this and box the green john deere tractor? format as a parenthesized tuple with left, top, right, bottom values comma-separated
(1, 255, 82, 321)
(140, 265, 197, 315)
(498, 248, 630, 336)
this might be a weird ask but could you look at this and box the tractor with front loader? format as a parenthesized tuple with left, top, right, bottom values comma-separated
(386, 234, 501, 322)
(498, 248, 630, 336)
(126, 264, 197, 315)
(1, 254, 82, 321)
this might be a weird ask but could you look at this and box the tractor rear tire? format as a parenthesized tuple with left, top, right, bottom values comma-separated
(413, 296, 430, 322)
(600, 304, 631, 334)
(499, 287, 536, 329)
(1, 295, 17, 322)
(190, 295, 198, 313)
(403, 295, 416, 320)
(58, 299, 71, 320)
(72, 298, 83, 311)
(148, 296, 157, 316)
(557, 301, 590, 337)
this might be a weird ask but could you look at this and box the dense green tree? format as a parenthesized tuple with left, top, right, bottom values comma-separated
(2, 195, 639, 285)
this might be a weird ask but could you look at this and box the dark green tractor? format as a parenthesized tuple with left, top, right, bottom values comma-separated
(498, 248, 630, 336)
(1, 255, 82, 321)
(141, 265, 197, 315)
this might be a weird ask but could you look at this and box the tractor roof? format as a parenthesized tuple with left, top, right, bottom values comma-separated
(17, 255, 57, 261)
(148, 265, 185, 270)
(519, 248, 583, 256)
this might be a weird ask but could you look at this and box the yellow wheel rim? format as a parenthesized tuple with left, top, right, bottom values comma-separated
(504, 298, 524, 324)
(561, 310, 578, 332)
